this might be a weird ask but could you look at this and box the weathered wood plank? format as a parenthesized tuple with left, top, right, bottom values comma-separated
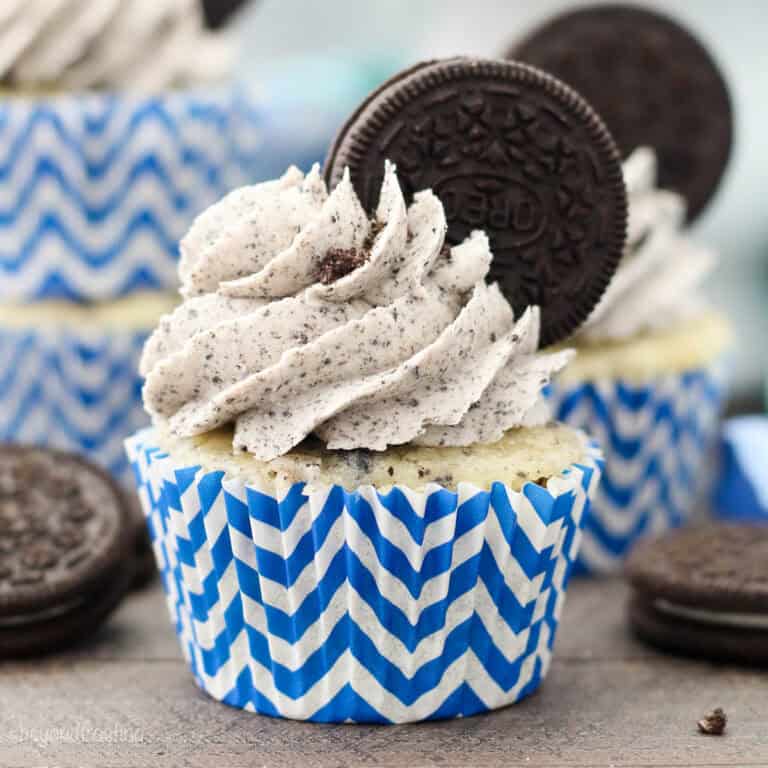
(1, 657, 766, 767)
(1, 579, 766, 768)
(61, 581, 181, 661)
(554, 578, 657, 660)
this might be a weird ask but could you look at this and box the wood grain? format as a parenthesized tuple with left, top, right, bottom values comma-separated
(1, 579, 766, 768)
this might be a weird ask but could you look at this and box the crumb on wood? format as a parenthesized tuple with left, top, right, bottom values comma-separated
(697, 707, 727, 736)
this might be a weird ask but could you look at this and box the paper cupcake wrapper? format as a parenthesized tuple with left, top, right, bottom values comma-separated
(125, 428, 602, 724)
(548, 364, 725, 575)
(0, 324, 149, 485)
(0, 88, 267, 302)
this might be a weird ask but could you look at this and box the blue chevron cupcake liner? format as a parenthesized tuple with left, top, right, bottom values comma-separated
(0, 325, 149, 485)
(549, 364, 726, 575)
(0, 88, 268, 302)
(125, 428, 602, 723)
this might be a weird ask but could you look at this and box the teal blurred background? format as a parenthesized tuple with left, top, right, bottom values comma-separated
(237, 0, 767, 407)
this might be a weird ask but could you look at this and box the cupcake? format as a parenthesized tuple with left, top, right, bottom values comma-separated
(126, 58, 630, 722)
(0, 0, 260, 301)
(548, 149, 730, 573)
(128, 164, 600, 722)
(0, 0, 263, 483)
(0, 292, 176, 484)
(507, 4, 735, 573)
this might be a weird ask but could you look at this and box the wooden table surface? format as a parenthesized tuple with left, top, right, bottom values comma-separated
(1, 578, 766, 768)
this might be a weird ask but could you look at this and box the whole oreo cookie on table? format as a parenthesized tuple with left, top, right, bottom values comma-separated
(508, 4, 733, 222)
(0, 446, 134, 657)
(626, 524, 768, 665)
(324, 57, 627, 347)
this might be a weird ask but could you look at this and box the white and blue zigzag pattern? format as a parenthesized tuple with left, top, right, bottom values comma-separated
(549, 366, 724, 575)
(0, 90, 266, 301)
(0, 326, 149, 484)
(127, 430, 601, 723)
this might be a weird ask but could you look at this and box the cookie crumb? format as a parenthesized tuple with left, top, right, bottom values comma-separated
(316, 247, 368, 284)
(363, 219, 385, 251)
(697, 707, 727, 736)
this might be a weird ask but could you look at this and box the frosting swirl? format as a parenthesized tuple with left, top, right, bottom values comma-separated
(579, 148, 716, 342)
(141, 162, 572, 460)
(0, 0, 231, 91)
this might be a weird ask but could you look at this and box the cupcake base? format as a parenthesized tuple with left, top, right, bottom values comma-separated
(552, 366, 724, 575)
(0, 88, 268, 302)
(0, 293, 175, 485)
(126, 426, 602, 723)
(549, 314, 729, 575)
(147, 421, 587, 492)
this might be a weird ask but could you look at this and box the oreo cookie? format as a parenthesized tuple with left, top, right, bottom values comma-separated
(509, 4, 733, 222)
(0, 446, 134, 657)
(324, 57, 627, 347)
(200, 0, 249, 28)
(626, 524, 768, 665)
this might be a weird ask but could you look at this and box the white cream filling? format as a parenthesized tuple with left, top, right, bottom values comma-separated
(654, 599, 768, 630)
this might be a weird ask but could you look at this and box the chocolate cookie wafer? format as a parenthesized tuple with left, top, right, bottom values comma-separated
(509, 4, 733, 222)
(200, 0, 249, 28)
(0, 446, 134, 657)
(324, 57, 627, 346)
(626, 524, 768, 665)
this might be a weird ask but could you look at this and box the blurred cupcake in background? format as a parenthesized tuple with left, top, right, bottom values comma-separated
(0, 0, 263, 484)
(550, 149, 730, 573)
(509, 4, 734, 573)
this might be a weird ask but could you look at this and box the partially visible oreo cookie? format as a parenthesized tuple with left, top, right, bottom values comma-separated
(626, 524, 768, 665)
(200, 0, 250, 29)
(0, 446, 134, 657)
(509, 4, 733, 222)
(324, 57, 627, 347)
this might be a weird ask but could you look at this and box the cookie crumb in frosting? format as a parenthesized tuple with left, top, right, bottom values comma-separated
(316, 218, 385, 285)
(317, 248, 369, 284)
(364, 219, 385, 250)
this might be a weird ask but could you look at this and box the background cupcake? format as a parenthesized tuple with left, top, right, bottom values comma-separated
(508, 5, 735, 573)
(126, 58, 628, 722)
(0, 0, 264, 484)
(549, 149, 730, 573)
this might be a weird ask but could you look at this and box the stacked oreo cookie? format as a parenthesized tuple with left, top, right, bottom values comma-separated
(0, 447, 135, 656)
(627, 524, 768, 665)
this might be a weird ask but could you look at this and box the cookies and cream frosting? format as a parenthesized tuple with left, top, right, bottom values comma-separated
(141, 162, 573, 461)
(0, 0, 231, 91)
(579, 148, 716, 343)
